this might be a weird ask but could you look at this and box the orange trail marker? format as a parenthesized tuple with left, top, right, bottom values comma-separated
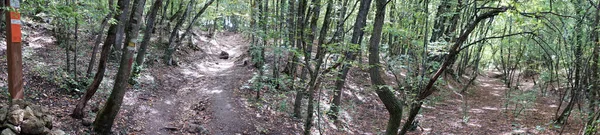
(5, 0, 24, 99)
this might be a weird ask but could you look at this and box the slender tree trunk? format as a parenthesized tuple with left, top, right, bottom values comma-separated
(399, 7, 509, 135)
(282, 0, 295, 76)
(74, 17, 79, 79)
(135, 0, 163, 68)
(292, 0, 308, 118)
(165, 0, 215, 66)
(304, 0, 333, 134)
(71, 0, 129, 119)
(113, 0, 132, 54)
(586, 1, 600, 133)
(367, 1, 403, 134)
(94, 0, 146, 133)
(329, 0, 371, 121)
(87, 12, 112, 77)
(163, 0, 194, 65)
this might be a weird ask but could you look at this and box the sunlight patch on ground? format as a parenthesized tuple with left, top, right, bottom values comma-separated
(449, 119, 465, 128)
(466, 120, 482, 127)
(207, 89, 223, 94)
(480, 82, 493, 87)
(138, 73, 156, 84)
(549, 104, 558, 108)
(490, 90, 503, 97)
(422, 104, 436, 109)
(481, 106, 500, 111)
(341, 111, 353, 124)
(138, 105, 158, 114)
(193, 61, 235, 74)
(525, 108, 538, 111)
(448, 99, 462, 104)
(123, 91, 138, 106)
(469, 108, 485, 114)
(354, 92, 365, 103)
(179, 68, 205, 78)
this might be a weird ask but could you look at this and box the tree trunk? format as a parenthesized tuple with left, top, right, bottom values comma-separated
(329, 0, 371, 121)
(94, 0, 146, 133)
(113, 0, 132, 54)
(164, 0, 195, 65)
(304, 0, 333, 134)
(165, 0, 216, 66)
(135, 0, 163, 68)
(399, 7, 509, 135)
(87, 13, 112, 77)
(71, 0, 128, 119)
(367, 1, 403, 134)
(586, 1, 600, 133)
(292, 0, 308, 118)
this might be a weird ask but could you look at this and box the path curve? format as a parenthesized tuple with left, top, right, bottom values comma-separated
(123, 33, 256, 135)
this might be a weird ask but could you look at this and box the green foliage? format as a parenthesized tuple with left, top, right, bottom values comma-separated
(31, 64, 91, 94)
(507, 89, 537, 118)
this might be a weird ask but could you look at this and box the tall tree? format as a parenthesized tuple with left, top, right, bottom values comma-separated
(329, 0, 371, 121)
(164, 0, 216, 65)
(366, 0, 403, 134)
(93, 0, 146, 133)
(303, 0, 334, 134)
(164, 0, 195, 65)
(135, 0, 163, 68)
(71, 0, 127, 119)
(292, 0, 308, 118)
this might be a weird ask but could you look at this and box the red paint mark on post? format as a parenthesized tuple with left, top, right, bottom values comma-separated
(9, 11, 21, 43)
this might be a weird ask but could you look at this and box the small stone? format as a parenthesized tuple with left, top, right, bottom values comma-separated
(2, 123, 18, 133)
(43, 115, 54, 129)
(21, 116, 46, 134)
(0, 107, 8, 122)
(1, 129, 16, 135)
(24, 106, 36, 118)
(219, 51, 229, 59)
(82, 119, 93, 126)
(29, 105, 44, 117)
(8, 108, 24, 125)
(188, 124, 208, 134)
(49, 129, 66, 135)
(133, 126, 142, 131)
(10, 99, 27, 107)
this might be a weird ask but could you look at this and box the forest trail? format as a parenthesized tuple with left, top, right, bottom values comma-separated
(124, 33, 256, 135)
(415, 71, 576, 134)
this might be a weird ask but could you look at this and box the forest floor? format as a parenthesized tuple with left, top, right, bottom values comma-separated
(0, 19, 586, 135)
(122, 33, 266, 135)
(408, 71, 583, 134)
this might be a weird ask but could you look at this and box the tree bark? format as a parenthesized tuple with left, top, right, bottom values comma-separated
(329, 0, 371, 121)
(586, 1, 600, 133)
(94, 0, 146, 134)
(87, 13, 112, 78)
(71, 0, 128, 119)
(292, 0, 308, 118)
(164, 0, 195, 65)
(367, 1, 403, 134)
(304, 0, 333, 134)
(399, 7, 509, 135)
(170, 0, 216, 57)
(135, 0, 163, 68)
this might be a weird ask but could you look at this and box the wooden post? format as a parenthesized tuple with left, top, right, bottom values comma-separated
(5, 0, 23, 99)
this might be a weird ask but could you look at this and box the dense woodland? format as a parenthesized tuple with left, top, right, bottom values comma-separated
(0, 0, 597, 134)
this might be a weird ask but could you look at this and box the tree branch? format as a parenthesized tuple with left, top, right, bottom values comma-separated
(458, 32, 536, 52)
(419, 6, 509, 101)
